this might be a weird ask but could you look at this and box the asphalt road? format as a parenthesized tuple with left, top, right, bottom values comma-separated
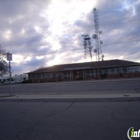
(0, 101, 140, 140)
(0, 79, 140, 95)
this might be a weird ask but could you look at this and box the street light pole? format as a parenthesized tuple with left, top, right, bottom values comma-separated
(9, 60, 12, 95)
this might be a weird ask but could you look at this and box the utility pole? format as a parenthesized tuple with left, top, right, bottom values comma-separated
(7, 53, 12, 96)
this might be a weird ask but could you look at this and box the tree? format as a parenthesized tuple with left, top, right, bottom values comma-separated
(0, 45, 8, 76)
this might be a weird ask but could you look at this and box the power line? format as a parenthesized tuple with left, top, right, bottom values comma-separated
(100, 16, 140, 25)
(99, 11, 140, 18)
(101, 18, 140, 27)
(1, 37, 140, 57)
(100, 18, 140, 27)
(82, 13, 140, 30)
(86, 17, 140, 30)
(12, 38, 140, 57)
(1, 17, 139, 47)
(10, 43, 140, 70)
(0, 15, 139, 48)
(1, 35, 45, 47)
(102, 39, 140, 46)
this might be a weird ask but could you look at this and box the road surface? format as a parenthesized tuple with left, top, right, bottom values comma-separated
(0, 79, 140, 95)
(0, 101, 140, 140)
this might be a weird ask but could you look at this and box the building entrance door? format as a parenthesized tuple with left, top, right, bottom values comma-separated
(74, 70, 83, 80)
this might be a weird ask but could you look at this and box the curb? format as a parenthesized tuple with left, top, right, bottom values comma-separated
(1, 78, 139, 87)
(0, 97, 140, 102)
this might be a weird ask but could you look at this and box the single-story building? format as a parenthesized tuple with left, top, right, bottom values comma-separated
(27, 59, 140, 83)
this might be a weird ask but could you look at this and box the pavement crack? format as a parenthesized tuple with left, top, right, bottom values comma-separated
(65, 102, 74, 110)
(111, 111, 119, 122)
(14, 102, 74, 139)
(135, 89, 140, 93)
(16, 135, 20, 140)
(123, 101, 132, 112)
(102, 104, 109, 109)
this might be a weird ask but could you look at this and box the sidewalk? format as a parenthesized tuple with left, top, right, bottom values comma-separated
(0, 92, 140, 102)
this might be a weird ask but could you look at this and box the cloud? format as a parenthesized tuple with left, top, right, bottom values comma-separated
(0, 0, 140, 75)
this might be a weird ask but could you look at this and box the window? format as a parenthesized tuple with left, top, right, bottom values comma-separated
(111, 68, 114, 74)
(101, 69, 108, 74)
(128, 67, 134, 73)
(46, 73, 49, 78)
(44, 73, 46, 78)
(116, 68, 121, 74)
(52, 73, 57, 78)
(29, 75, 31, 79)
(134, 67, 139, 72)
(98, 69, 101, 74)
(40, 73, 46, 79)
(64, 71, 71, 78)
(32, 75, 34, 79)
(46, 73, 52, 78)
(105, 69, 108, 74)
(128, 66, 140, 73)
(86, 69, 94, 77)
(35, 74, 39, 79)
(39, 74, 42, 79)
(122, 67, 127, 73)
(86, 70, 90, 76)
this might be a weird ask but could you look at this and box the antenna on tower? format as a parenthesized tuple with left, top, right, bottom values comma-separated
(82, 34, 93, 61)
(92, 8, 104, 61)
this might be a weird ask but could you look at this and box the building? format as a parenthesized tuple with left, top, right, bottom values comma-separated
(28, 59, 140, 83)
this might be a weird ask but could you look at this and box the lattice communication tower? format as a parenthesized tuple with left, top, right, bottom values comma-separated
(92, 8, 104, 61)
(82, 34, 93, 60)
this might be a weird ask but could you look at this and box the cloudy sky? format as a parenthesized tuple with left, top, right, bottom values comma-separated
(0, 0, 140, 75)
